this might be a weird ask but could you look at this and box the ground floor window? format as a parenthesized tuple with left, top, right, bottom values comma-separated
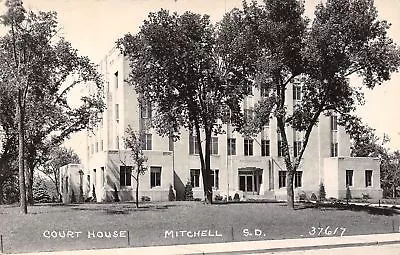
(279, 171, 286, 188)
(190, 169, 200, 188)
(365, 170, 372, 187)
(120, 166, 132, 186)
(294, 171, 302, 188)
(150, 167, 162, 188)
(346, 170, 353, 187)
(211, 169, 219, 189)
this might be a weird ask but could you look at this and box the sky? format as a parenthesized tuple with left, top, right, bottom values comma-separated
(0, 0, 399, 156)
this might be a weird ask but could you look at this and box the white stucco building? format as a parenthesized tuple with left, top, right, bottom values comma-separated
(74, 46, 382, 202)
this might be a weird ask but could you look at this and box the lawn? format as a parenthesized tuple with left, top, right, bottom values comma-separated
(0, 201, 399, 254)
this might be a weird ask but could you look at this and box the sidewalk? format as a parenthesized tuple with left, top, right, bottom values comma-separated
(10, 233, 400, 255)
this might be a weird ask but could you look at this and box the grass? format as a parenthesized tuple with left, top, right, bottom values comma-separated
(0, 201, 399, 254)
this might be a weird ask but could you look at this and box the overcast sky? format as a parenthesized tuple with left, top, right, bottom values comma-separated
(1, 0, 399, 155)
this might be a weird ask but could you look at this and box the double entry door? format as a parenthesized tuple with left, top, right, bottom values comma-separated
(238, 169, 262, 195)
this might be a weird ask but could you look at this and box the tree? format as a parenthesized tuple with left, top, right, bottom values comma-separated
(38, 146, 81, 202)
(123, 126, 148, 208)
(118, 10, 249, 203)
(0, 0, 104, 213)
(218, 0, 400, 208)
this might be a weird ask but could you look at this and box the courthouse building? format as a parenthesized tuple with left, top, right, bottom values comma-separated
(73, 46, 383, 203)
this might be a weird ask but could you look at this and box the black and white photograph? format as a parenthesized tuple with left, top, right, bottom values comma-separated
(0, 0, 400, 254)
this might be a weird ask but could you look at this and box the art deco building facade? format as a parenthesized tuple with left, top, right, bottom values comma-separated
(77, 47, 383, 202)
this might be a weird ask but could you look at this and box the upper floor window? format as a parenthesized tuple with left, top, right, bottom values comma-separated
(293, 141, 302, 158)
(331, 115, 338, 131)
(211, 137, 218, 155)
(244, 108, 254, 122)
(227, 138, 236, 156)
(244, 138, 253, 156)
(141, 134, 152, 150)
(261, 140, 270, 156)
(189, 133, 200, 155)
(140, 102, 152, 119)
(293, 84, 301, 100)
(278, 140, 284, 157)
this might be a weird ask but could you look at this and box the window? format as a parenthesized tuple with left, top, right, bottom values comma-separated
(279, 171, 286, 188)
(141, 134, 152, 150)
(114, 71, 118, 88)
(278, 140, 284, 157)
(244, 109, 254, 122)
(244, 139, 253, 156)
(116, 136, 119, 150)
(211, 169, 219, 189)
(293, 84, 301, 100)
(120, 166, 132, 186)
(294, 171, 302, 188)
(227, 138, 236, 156)
(293, 141, 302, 157)
(100, 140, 103, 151)
(261, 140, 270, 156)
(365, 170, 372, 187)
(189, 133, 200, 154)
(115, 104, 119, 121)
(150, 167, 161, 188)
(140, 102, 152, 119)
(65, 177, 69, 192)
(346, 170, 353, 187)
(331, 115, 338, 131)
(95, 142, 98, 153)
(245, 84, 253, 95)
(190, 169, 200, 188)
(211, 137, 218, 155)
(331, 142, 338, 157)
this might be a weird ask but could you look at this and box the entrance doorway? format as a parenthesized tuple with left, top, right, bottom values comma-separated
(238, 168, 263, 195)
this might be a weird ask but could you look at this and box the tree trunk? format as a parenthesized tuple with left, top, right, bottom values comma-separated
(136, 171, 139, 208)
(17, 96, 27, 214)
(204, 127, 213, 204)
(286, 170, 295, 209)
(54, 171, 61, 202)
(0, 184, 3, 205)
(26, 162, 34, 205)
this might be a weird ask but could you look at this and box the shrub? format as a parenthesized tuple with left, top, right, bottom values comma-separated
(319, 182, 326, 201)
(141, 196, 151, 202)
(310, 193, 317, 201)
(168, 184, 176, 201)
(113, 184, 120, 202)
(233, 193, 240, 201)
(184, 181, 193, 201)
(228, 196, 232, 201)
(92, 184, 97, 202)
(214, 194, 223, 201)
(33, 180, 51, 203)
(298, 191, 307, 202)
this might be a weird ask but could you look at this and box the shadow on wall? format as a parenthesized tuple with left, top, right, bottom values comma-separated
(174, 171, 185, 201)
